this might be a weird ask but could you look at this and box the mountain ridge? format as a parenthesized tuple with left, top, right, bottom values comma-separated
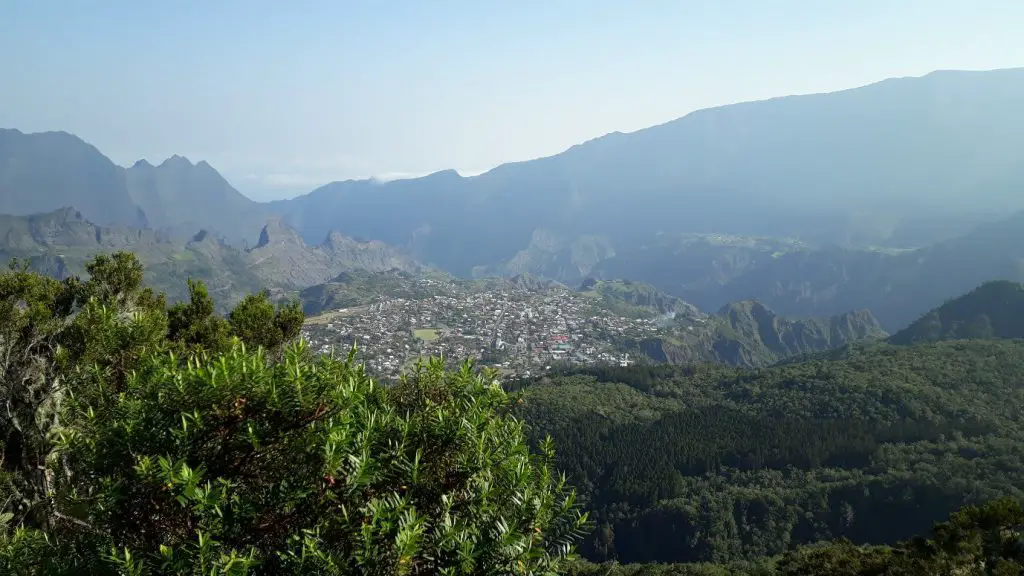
(270, 67, 1024, 275)
(636, 298, 886, 368)
(124, 154, 269, 246)
(889, 280, 1024, 345)
(0, 208, 425, 308)
(0, 128, 149, 228)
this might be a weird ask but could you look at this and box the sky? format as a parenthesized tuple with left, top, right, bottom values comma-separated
(3, 1, 1024, 201)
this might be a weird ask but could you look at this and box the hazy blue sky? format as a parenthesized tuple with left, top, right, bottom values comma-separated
(3, 0, 1023, 200)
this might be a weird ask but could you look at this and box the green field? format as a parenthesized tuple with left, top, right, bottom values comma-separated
(413, 328, 440, 342)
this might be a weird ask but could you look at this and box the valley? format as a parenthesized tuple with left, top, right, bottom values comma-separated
(5, 61, 1024, 574)
(299, 272, 887, 380)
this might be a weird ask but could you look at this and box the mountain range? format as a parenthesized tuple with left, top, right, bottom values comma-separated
(0, 129, 269, 246)
(0, 208, 422, 307)
(4, 68, 1024, 331)
(125, 156, 269, 245)
(0, 129, 148, 229)
(270, 68, 1024, 275)
(617, 210, 1024, 331)
(575, 278, 888, 368)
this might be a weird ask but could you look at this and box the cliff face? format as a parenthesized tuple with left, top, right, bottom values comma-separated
(577, 278, 702, 319)
(245, 221, 424, 288)
(639, 301, 887, 368)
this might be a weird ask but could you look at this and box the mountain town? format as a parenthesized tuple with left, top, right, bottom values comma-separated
(302, 279, 659, 379)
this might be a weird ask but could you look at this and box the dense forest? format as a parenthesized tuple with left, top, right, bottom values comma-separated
(889, 280, 1024, 344)
(511, 340, 1024, 570)
(2, 254, 1024, 574)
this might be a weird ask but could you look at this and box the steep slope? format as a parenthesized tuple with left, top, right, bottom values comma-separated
(577, 278, 701, 319)
(889, 281, 1024, 344)
(270, 68, 1024, 274)
(299, 269, 448, 316)
(638, 300, 886, 367)
(126, 156, 268, 245)
(473, 230, 616, 284)
(247, 219, 424, 288)
(0, 129, 147, 228)
(0, 208, 205, 301)
(0, 207, 165, 253)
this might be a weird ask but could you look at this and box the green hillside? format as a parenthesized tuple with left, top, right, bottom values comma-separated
(578, 278, 701, 319)
(512, 339, 1024, 566)
(299, 269, 446, 315)
(635, 300, 886, 367)
(889, 280, 1024, 344)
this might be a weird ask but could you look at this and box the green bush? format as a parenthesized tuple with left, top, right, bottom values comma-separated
(0, 252, 587, 574)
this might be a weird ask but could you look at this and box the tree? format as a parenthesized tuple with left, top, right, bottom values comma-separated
(47, 350, 586, 574)
(0, 260, 76, 530)
(168, 279, 232, 354)
(775, 540, 894, 575)
(228, 291, 304, 354)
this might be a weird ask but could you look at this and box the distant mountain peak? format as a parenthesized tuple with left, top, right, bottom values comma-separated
(131, 159, 154, 169)
(160, 155, 194, 168)
(323, 229, 369, 247)
(255, 218, 305, 249)
(0, 129, 147, 228)
(49, 206, 87, 221)
(719, 299, 771, 316)
(424, 168, 462, 180)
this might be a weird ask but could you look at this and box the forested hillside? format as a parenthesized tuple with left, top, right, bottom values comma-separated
(511, 340, 1024, 566)
(1, 253, 1023, 573)
(889, 280, 1024, 344)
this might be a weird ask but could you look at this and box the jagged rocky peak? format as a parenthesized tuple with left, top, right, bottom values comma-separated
(323, 229, 377, 247)
(44, 206, 89, 223)
(160, 154, 195, 168)
(255, 218, 306, 249)
(719, 299, 773, 319)
(131, 159, 155, 170)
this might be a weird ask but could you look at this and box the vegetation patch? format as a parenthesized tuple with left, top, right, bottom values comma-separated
(414, 327, 440, 342)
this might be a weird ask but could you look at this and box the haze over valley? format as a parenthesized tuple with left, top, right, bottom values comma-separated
(6, 2, 1024, 573)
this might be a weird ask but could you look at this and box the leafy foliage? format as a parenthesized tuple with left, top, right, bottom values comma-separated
(0, 251, 586, 574)
(228, 291, 305, 353)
